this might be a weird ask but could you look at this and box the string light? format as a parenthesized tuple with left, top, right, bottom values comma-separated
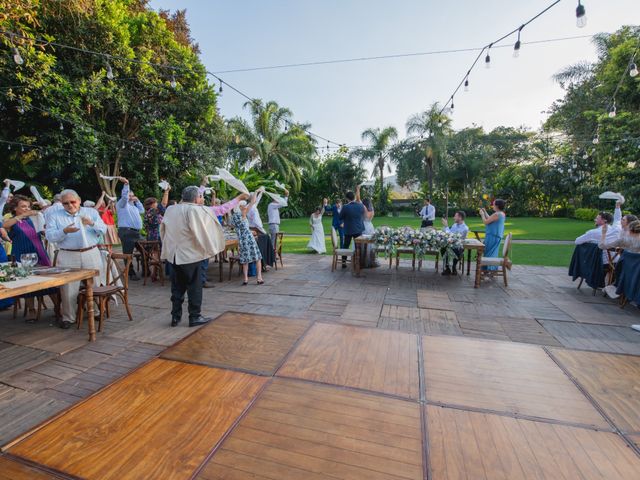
(170, 75, 177, 88)
(592, 135, 599, 145)
(485, 43, 492, 68)
(218, 81, 223, 93)
(576, 1, 587, 28)
(630, 62, 639, 78)
(513, 26, 523, 58)
(464, 73, 470, 92)
(608, 102, 616, 118)
(59, 122, 64, 130)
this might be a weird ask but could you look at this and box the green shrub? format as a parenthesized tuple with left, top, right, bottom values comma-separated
(574, 208, 599, 222)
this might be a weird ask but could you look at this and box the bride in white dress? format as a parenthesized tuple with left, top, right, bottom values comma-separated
(307, 206, 326, 253)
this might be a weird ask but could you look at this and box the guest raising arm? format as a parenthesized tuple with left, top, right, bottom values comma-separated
(575, 211, 620, 264)
(115, 177, 144, 279)
(479, 199, 507, 270)
(230, 193, 264, 285)
(267, 188, 289, 245)
(0, 179, 10, 216)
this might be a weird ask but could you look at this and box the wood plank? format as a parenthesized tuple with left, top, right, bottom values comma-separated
(198, 378, 423, 480)
(541, 321, 640, 355)
(279, 323, 420, 399)
(0, 346, 55, 382)
(551, 348, 640, 433)
(423, 336, 609, 428)
(426, 405, 640, 480)
(0, 455, 58, 479)
(8, 359, 266, 480)
(161, 312, 311, 375)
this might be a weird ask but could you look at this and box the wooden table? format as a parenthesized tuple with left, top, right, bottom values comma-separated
(218, 239, 239, 282)
(463, 238, 485, 288)
(354, 236, 374, 276)
(0, 269, 100, 341)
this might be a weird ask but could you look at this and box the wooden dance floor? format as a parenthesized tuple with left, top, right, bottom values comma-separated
(2, 305, 640, 478)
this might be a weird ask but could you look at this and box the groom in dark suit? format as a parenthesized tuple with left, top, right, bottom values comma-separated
(323, 197, 344, 248)
(339, 190, 365, 268)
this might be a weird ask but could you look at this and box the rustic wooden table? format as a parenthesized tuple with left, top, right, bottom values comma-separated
(463, 238, 485, 288)
(0, 268, 99, 341)
(218, 239, 239, 282)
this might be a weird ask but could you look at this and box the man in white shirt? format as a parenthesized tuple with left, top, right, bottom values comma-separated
(161, 186, 225, 327)
(441, 211, 470, 275)
(45, 189, 107, 329)
(575, 211, 620, 264)
(267, 189, 289, 245)
(419, 198, 436, 228)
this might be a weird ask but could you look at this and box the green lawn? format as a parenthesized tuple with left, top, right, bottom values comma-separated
(280, 215, 593, 241)
(281, 236, 575, 268)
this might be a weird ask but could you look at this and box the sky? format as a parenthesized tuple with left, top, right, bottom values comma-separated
(148, 0, 639, 149)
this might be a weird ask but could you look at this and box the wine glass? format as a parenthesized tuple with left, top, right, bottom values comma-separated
(29, 253, 39, 270)
(20, 254, 33, 274)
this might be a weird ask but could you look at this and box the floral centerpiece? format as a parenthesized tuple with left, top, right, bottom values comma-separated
(0, 264, 29, 282)
(373, 226, 464, 260)
(372, 226, 395, 256)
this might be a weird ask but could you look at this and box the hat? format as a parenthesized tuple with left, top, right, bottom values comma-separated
(83, 200, 96, 208)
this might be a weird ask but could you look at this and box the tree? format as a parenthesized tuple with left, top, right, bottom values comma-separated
(0, 0, 225, 199)
(227, 100, 317, 191)
(396, 103, 451, 198)
(350, 126, 398, 212)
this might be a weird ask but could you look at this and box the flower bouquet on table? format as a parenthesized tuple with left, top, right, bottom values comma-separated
(373, 226, 395, 257)
(0, 264, 29, 282)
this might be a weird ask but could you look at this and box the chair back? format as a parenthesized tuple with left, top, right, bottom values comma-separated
(331, 227, 338, 251)
(52, 250, 59, 267)
(276, 232, 284, 254)
(502, 233, 513, 259)
(615, 251, 640, 304)
(568, 243, 606, 289)
(107, 253, 132, 290)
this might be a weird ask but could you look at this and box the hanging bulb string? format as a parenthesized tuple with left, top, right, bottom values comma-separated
(438, 0, 562, 115)
(0, 29, 345, 149)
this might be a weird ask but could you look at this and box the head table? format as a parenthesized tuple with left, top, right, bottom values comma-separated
(354, 236, 486, 288)
(0, 268, 100, 341)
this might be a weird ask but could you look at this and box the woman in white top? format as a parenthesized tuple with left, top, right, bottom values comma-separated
(307, 206, 326, 253)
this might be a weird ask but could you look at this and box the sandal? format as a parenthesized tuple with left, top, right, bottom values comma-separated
(242, 281, 248, 286)
(257, 280, 264, 285)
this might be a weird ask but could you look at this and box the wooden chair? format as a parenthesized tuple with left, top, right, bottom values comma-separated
(228, 247, 243, 280)
(417, 251, 440, 272)
(76, 253, 133, 332)
(331, 227, 354, 272)
(274, 232, 284, 270)
(479, 233, 513, 287)
(136, 240, 164, 286)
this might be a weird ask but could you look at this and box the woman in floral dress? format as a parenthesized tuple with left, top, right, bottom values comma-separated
(230, 192, 264, 285)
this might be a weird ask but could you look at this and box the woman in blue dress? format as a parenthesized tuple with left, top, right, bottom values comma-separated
(230, 193, 264, 286)
(479, 198, 506, 271)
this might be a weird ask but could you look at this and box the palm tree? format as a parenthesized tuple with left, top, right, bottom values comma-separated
(403, 102, 452, 198)
(227, 100, 317, 190)
(350, 126, 398, 191)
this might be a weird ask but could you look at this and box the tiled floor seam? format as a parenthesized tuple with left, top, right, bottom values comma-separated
(543, 346, 640, 459)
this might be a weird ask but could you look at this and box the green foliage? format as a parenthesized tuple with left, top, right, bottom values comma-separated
(574, 208, 599, 222)
(227, 100, 317, 192)
(1, 0, 225, 199)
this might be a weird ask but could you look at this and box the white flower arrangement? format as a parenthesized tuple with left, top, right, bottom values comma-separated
(373, 227, 464, 260)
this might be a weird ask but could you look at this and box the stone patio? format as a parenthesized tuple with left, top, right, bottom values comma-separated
(1, 254, 639, 478)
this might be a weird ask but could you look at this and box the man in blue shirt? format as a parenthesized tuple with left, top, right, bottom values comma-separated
(323, 197, 344, 248)
(441, 210, 469, 276)
(46, 189, 106, 328)
(116, 177, 144, 279)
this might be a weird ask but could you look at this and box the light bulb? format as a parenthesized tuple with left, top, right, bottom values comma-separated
(592, 136, 599, 145)
(513, 41, 521, 58)
(12, 47, 24, 65)
(170, 75, 177, 88)
(106, 62, 114, 80)
(608, 106, 616, 118)
(630, 63, 639, 77)
(485, 54, 491, 68)
(576, 2, 586, 28)
(18, 103, 24, 114)
(59, 122, 64, 130)
(219, 82, 223, 93)
(582, 153, 588, 159)
(464, 78, 469, 92)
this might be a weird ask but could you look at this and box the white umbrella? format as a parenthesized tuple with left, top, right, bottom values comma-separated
(8, 180, 25, 191)
(217, 168, 249, 195)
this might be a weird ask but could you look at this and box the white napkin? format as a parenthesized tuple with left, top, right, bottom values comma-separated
(599, 191, 623, 202)
(265, 191, 288, 206)
(274, 180, 286, 190)
(158, 180, 170, 191)
(30, 186, 46, 204)
(203, 188, 213, 195)
(105, 195, 117, 202)
(9, 180, 25, 191)
(99, 174, 118, 181)
(217, 168, 249, 195)
(207, 175, 221, 182)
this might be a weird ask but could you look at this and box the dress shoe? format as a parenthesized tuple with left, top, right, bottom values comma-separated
(189, 316, 212, 327)
(442, 267, 452, 276)
(171, 317, 182, 327)
(202, 281, 215, 288)
(452, 267, 458, 276)
(57, 318, 72, 329)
